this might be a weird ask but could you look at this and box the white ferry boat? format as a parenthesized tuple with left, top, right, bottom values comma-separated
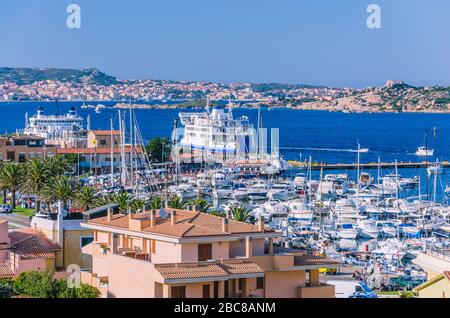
(23, 106, 86, 148)
(177, 100, 288, 174)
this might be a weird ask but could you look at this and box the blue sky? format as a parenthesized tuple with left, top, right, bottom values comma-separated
(1, 0, 450, 87)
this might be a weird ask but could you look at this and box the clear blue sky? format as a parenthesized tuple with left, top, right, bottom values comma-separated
(1, 0, 450, 87)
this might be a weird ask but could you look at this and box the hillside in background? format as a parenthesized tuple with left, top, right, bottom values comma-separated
(297, 80, 450, 113)
(0, 67, 117, 85)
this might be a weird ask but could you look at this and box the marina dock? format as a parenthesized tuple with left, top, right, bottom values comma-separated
(288, 160, 450, 170)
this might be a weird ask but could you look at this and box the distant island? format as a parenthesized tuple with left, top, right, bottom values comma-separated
(1, 67, 450, 113)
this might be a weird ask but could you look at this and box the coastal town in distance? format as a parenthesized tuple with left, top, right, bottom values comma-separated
(1, 0, 450, 306)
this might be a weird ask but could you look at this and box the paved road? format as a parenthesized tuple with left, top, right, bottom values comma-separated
(0, 213, 31, 228)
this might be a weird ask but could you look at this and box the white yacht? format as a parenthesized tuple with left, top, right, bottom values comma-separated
(293, 173, 307, 188)
(286, 199, 314, 221)
(170, 184, 197, 200)
(336, 223, 358, 240)
(196, 172, 212, 187)
(232, 183, 249, 201)
(247, 182, 271, 201)
(332, 198, 360, 220)
(267, 183, 297, 201)
(416, 146, 434, 157)
(212, 183, 234, 200)
(252, 201, 289, 223)
(376, 221, 397, 238)
(357, 219, 379, 239)
(316, 181, 337, 200)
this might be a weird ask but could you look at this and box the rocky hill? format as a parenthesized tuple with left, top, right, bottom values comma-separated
(296, 80, 450, 113)
(0, 67, 117, 85)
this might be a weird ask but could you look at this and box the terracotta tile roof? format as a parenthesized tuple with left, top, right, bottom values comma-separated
(155, 260, 264, 281)
(220, 260, 265, 275)
(444, 271, 450, 281)
(9, 229, 61, 260)
(0, 263, 14, 278)
(155, 263, 229, 280)
(294, 255, 341, 267)
(56, 145, 142, 155)
(88, 209, 273, 239)
(89, 130, 121, 136)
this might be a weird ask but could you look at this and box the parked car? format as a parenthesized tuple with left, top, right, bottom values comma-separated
(328, 280, 378, 298)
(0, 204, 12, 213)
(389, 275, 426, 291)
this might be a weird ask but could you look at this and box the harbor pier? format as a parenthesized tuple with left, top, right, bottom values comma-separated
(288, 160, 449, 170)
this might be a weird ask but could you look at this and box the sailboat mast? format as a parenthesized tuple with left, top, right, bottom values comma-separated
(129, 102, 134, 191)
(425, 129, 429, 200)
(110, 118, 114, 187)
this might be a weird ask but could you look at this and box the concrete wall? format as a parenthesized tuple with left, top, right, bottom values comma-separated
(64, 230, 93, 269)
(91, 249, 158, 298)
(152, 240, 182, 264)
(418, 277, 450, 298)
(264, 270, 306, 298)
(0, 221, 9, 263)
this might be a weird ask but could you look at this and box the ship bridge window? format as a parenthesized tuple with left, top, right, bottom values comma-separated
(13, 140, 26, 146)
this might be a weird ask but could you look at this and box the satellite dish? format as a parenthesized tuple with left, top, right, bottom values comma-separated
(159, 208, 168, 219)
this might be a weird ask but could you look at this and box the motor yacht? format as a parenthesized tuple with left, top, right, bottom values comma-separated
(267, 183, 297, 201)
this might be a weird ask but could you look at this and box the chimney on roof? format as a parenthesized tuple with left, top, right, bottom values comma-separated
(171, 210, 177, 225)
(245, 236, 253, 258)
(192, 205, 197, 212)
(258, 216, 265, 233)
(107, 208, 113, 222)
(222, 217, 229, 232)
(150, 209, 156, 227)
(128, 212, 134, 220)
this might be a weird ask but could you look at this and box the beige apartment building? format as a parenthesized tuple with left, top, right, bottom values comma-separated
(81, 208, 341, 298)
(0, 135, 57, 162)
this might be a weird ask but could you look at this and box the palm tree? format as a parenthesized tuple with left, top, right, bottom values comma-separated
(188, 198, 211, 213)
(149, 196, 162, 210)
(73, 186, 97, 212)
(168, 196, 187, 210)
(44, 156, 70, 177)
(110, 191, 133, 212)
(22, 159, 49, 214)
(130, 198, 146, 213)
(209, 210, 225, 217)
(41, 175, 74, 208)
(94, 193, 114, 208)
(0, 162, 8, 203)
(0, 162, 24, 209)
(230, 206, 252, 222)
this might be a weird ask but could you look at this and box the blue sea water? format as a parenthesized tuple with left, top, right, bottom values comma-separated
(1, 101, 449, 201)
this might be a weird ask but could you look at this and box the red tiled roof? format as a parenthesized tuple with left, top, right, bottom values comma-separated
(0, 263, 14, 278)
(155, 260, 264, 281)
(88, 209, 273, 238)
(444, 271, 450, 281)
(89, 130, 121, 136)
(56, 146, 143, 155)
(9, 229, 61, 260)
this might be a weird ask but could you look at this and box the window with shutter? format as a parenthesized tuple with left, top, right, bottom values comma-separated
(198, 244, 212, 261)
